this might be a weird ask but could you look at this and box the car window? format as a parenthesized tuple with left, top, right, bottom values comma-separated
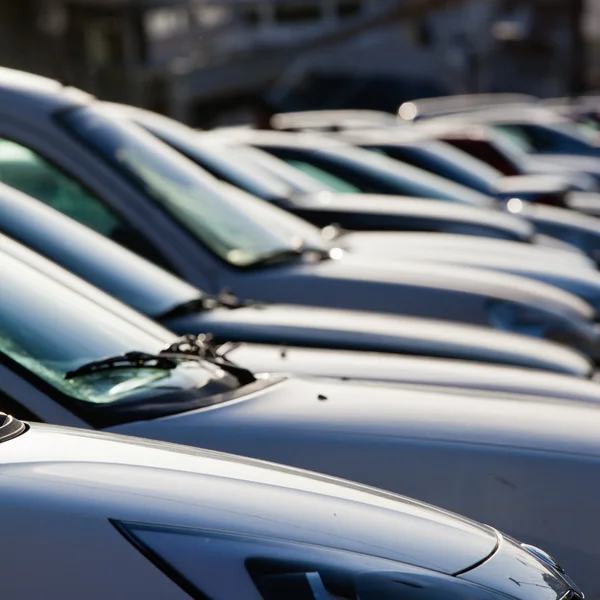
(269, 145, 495, 207)
(0, 252, 226, 424)
(373, 141, 500, 196)
(286, 159, 362, 193)
(0, 138, 120, 236)
(60, 106, 329, 267)
(0, 138, 174, 271)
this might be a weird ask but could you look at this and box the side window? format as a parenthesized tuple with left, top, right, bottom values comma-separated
(0, 139, 176, 271)
(285, 159, 361, 193)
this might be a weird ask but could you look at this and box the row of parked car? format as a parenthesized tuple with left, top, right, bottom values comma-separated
(0, 67, 597, 598)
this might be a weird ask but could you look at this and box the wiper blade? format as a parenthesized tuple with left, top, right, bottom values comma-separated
(248, 246, 331, 268)
(247, 248, 306, 268)
(65, 351, 178, 380)
(158, 290, 254, 321)
(161, 334, 256, 386)
(157, 296, 212, 321)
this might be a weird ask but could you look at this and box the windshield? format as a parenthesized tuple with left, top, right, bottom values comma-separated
(268, 142, 495, 207)
(0, 184, 201, 319)
(227, 144, 332, 196)
(373, 140, 502, 196)
(133, 112, 296, 201)
(493, 122, 599, 155)
(0, 252, 226, 419)
(59, 107, 328, 267)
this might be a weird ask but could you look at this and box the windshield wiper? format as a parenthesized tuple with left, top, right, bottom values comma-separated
(157, 290, 255, 321)
(248, 246, 330, 268)
(65, 351, 178, 380)
(161, 333, 256, 386)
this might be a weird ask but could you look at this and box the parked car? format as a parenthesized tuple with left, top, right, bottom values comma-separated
(104, 105, 600, 291)
(115, 104, 536, 242)
(0, 248, 598, 592)
(0, 68, 596, 358)
(416, 120, 600, 188)
(4, 223, 599, 404)
(230, 128, 600, 264)
(0, 413, 584, 599)
(401, 98, 600, 157)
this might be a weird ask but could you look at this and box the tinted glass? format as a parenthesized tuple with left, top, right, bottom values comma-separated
(134, 114, 293, 201)
(0, 184, 200, 318)
(374, 141, 500, 196)
(61, 107, 328, 266)
(0, 138, 173, 270)
(268, 144, 495, 207)
(0, 138, 120, 235)
(287, 159, 362, 192)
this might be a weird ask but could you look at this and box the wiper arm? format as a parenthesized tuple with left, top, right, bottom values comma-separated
(158, 290, 254, 321)
(248, 246, 331, 268)
(247, 248, 306, 268)
(161, 334, 256, 386)
(65, 351, 178, 380)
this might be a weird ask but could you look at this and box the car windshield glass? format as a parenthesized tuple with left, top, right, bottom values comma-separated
(0, 185, 201, 319)
(376, 140, 501, 195)
(228, 144, 332, 195)
(134, 114, 295, 201)
(301, 144, 494, 207)
(0, 252, 223, 410)
(59, 107, 328, 266)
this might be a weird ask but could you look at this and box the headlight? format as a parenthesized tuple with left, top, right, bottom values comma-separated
(113, 522, 551, 600)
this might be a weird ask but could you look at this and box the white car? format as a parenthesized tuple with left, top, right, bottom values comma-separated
(1, 245, 599, 593)
(0, 68, 597, 358)
(0, 413, 584, 599)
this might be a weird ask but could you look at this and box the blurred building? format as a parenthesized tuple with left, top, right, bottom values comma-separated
(0, 0, 596, 124)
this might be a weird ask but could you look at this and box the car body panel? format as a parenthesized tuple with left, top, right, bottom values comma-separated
(289, 192, 534, 240)
(230, 253, 594, 322)
(108, 378, 600, 592)
(223, 344, 600, 403)
(341, 231, 600, 312)
(191, 307, 593, 376)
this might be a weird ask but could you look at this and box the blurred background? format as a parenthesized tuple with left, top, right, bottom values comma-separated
(0, 0, 598, 127)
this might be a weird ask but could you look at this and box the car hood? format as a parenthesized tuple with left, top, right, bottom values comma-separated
(342, 231, 600, 311)
(167, 305, 593, 376)
(3, 423, 498, 576)
(224, 343, 600, 401)
(292, 192, 533, 239)
(115, 376, 600, 471)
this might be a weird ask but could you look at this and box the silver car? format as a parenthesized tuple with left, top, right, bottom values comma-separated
(0, 413, 584, 599)
(0, 68, 596, 357)
(1, 246, 600, 592)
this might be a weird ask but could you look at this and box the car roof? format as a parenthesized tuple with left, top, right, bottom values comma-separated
(215, 127, 347, 150)
(0, 67, 91, 122)
(335, 127, 439, 146)
(398, 94, 538, 121)
(271, 109, 401, 131)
